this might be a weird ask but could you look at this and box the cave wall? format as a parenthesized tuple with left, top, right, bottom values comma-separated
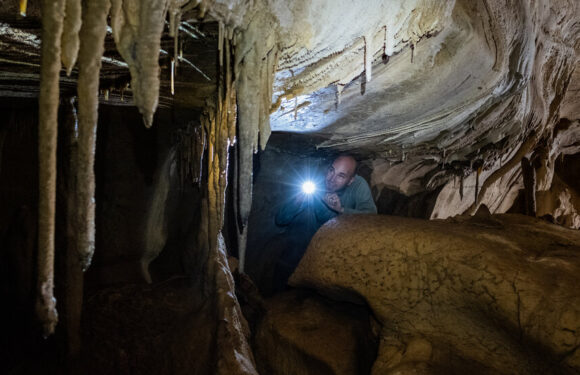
(0, 99, 41, 372)
(89, 104, 203, 286)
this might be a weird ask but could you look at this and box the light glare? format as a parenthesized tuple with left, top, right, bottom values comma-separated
(302, 181, 316, 194)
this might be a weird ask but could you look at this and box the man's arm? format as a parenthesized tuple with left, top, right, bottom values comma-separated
(275, 195, 306, 226)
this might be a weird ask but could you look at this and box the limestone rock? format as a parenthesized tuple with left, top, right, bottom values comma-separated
(253, 290, 377, 375)
(290, 214, 580, 373)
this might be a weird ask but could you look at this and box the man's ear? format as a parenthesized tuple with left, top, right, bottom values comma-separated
(347, 175, 355, 186)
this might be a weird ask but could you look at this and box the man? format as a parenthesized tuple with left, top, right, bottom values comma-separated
(276, 154, 377, 229)
(271, 155, 376, 291)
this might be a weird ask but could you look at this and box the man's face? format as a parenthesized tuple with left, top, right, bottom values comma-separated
(325, 156, 356, 192)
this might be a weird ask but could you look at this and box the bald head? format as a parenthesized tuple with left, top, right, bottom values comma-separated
(325, 155, 357, 192)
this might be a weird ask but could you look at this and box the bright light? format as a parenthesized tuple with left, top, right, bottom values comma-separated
(301, 181, 316, 195)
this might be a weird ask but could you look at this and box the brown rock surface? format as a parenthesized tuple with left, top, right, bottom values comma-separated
(82, 278, 215, 375)
(290, 214, 580, 374)
(253, 289, 377, 375)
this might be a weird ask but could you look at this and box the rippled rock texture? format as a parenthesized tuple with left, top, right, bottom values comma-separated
(291, 214, 580, 374)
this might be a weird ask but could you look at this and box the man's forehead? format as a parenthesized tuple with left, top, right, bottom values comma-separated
(331, 157, 356, 173)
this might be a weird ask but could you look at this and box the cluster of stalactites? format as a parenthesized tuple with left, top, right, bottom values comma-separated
(36, 0, 196, 337)
(37, 0, 277, 342)
(232, 7, 279, 275)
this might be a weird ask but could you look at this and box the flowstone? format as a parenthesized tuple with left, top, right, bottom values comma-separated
(290, 214, 580, 374)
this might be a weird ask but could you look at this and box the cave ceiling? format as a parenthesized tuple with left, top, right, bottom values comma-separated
(266, 0, 579, 169)
(0, 0, 578, 165)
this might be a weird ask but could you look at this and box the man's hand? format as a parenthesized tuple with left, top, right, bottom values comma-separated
(323, 193, 343, 213)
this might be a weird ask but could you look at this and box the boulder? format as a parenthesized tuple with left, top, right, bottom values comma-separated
(290, 214, 580, 374)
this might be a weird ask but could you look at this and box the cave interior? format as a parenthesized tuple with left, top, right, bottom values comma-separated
(0, 0, 579, 374)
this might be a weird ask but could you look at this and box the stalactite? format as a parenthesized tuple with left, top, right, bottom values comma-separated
(259, 48, 277, 150)
(381, 25, 388, 62)
(19, 0, 27, 16)
(37, 0, 66, 338)
(225, 38, 236, 146)
(218, 21, 224, 69)
(75, 0, 110, 271)
(235, 38, 278, 268)
(168, 0, 185, 69)
(234, 9, 278, 256)
(364, 34, 372, 83)
(336, 83, 345, 107)
(235, 61, 259, 240)
(62, 97, 83, 361)
(460, 174, 464, 200)
(61, 0, 81, 75)
(475, 165, 481, 205)
(110, 0, 169, 128)
(170, 57, 175, 95)
(464, 134, 537, 215)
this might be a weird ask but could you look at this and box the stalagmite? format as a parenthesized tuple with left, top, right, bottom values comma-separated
(110, 0, 169, 127)
(75, 0, 111, 270)
(61, 0, 81, 75)
(37, 0, 66, 337)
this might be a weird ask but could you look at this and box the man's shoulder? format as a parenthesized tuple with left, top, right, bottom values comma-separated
(344, 175, 371, 196)
(351, 175, 371, 188)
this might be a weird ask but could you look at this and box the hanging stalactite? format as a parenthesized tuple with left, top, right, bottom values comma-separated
(233, 8, 278, 272)
(60, 0, 81, 75)
(37, 0, 66, 338)
(75, 0, 111, 271)
(464, 133, 538, 215)
(110, 0, 170, 128)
